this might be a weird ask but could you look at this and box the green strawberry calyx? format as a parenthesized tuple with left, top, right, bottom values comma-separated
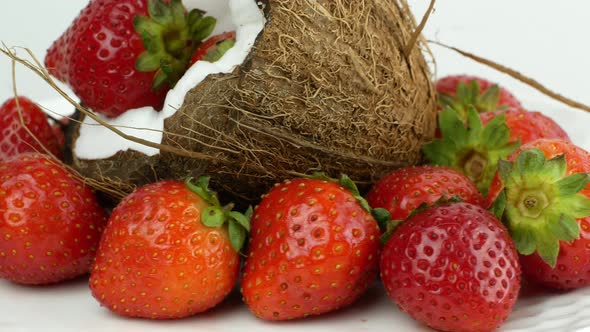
(422, 106, 520, 195)
(438, 80, 503, 121)
(133, 0, 217, 90)
(340, 175, 399, 244)
(491, 149, 590, 267)
(185, 177, 251, 253)
(202, 38, 236, 62)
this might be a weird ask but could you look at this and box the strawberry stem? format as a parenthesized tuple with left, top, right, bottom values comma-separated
(438, 81, 502, 121)
(517, 190, 550, 218)
(461, 151, 487, 181)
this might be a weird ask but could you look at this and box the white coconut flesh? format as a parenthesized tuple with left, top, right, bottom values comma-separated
(74, 0, 266, 160)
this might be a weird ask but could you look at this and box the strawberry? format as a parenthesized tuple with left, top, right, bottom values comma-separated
(0, 96, 62, 160)
(479, 108, 570, 144)
(45, 0, 217, 118)
(241, 177, 381, 320)
(436, 75, 521, 121)
(90, 178, 249, 319)
(423, 106, 571, 195)
(189, 31, 236, 65)
(487, 139, 590, 290)
(423, 107, 520, 195)
(0, 153, 107, 285)
(367, 165, 484, 221)
(380, 202, 521, 332)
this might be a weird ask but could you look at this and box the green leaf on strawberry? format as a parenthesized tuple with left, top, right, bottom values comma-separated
(339, 174, 372, 212)
(203, 38, 236, 62)
(229, 208, 252, 232)
(438, 80, 502, 121)
(423, 106, 520, 195)
(494, 149, 590, 267)
(186, 177, 250, 252)
(378, 195, 462, 245)
(228, 220, 246, 256)
(308, 172, 397, 243)
(133, 0, 217, 90)
(489, 190, 507, 220)
(189, 31, 237, 65)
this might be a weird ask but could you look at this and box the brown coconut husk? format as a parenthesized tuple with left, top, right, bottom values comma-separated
(69, 0, 438, 203)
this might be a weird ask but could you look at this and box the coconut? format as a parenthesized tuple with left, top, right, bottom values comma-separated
(69, 0, 437, 203)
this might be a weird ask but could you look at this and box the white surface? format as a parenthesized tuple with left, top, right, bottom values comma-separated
(75, 0, 265, 159)
(2, 276, 590, 332)
(408, 1, 590, 111)
(1, 1, 590, 332)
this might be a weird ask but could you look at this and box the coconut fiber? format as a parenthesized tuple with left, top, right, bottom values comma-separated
(71, 0, 437, 203)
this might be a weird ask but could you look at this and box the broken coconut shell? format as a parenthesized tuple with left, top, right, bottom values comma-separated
(69, 0, 437, 203)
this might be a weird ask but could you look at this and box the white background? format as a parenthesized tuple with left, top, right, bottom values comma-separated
(1, 1, 590, 332)
(1, 1, 589, 112)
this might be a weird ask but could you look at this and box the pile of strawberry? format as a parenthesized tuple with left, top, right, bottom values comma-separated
(1, 0, 238, 159)
(372, 75, 590, 331)
(1, 1, 590, 331)
(3, 72, 590, 332)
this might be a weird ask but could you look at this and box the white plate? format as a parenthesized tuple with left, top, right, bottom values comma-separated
(1, 98, 590, 332)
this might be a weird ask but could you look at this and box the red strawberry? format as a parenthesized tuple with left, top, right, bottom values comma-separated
(90, 178, 248, 319)
(0, 97, 62, 160)
(380, 202, 521, 332)
(487, 139, 590, 290)
(479, 108, 570, 144)
(367, 165, 484, 221)
(436, 75, 521, 121)
(423, 107, 520, 195)
(45, 0, 217, 118)
(0, 153, 107, 285)
(241, 177, 381, 320)
(189, 31, 236, 65)
(424, 106, 571, 196)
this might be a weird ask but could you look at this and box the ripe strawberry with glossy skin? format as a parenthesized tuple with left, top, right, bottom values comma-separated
(90, 178, 248, 319)
(367, 165, 484, 221)
(436, 75, 521, 120)
(45, 0, 216, 117)
(0, 153, 107, 285)
(241, 177, 381, 320)
(424, 106, 572, 196)
(423, 107, 520, 195)
(0, 97, 61, 160)
(380, 202, 521, 332)
(487, 139, 590, 290)
(479, 108, 570, 145)
(189, 31, 236, 65)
